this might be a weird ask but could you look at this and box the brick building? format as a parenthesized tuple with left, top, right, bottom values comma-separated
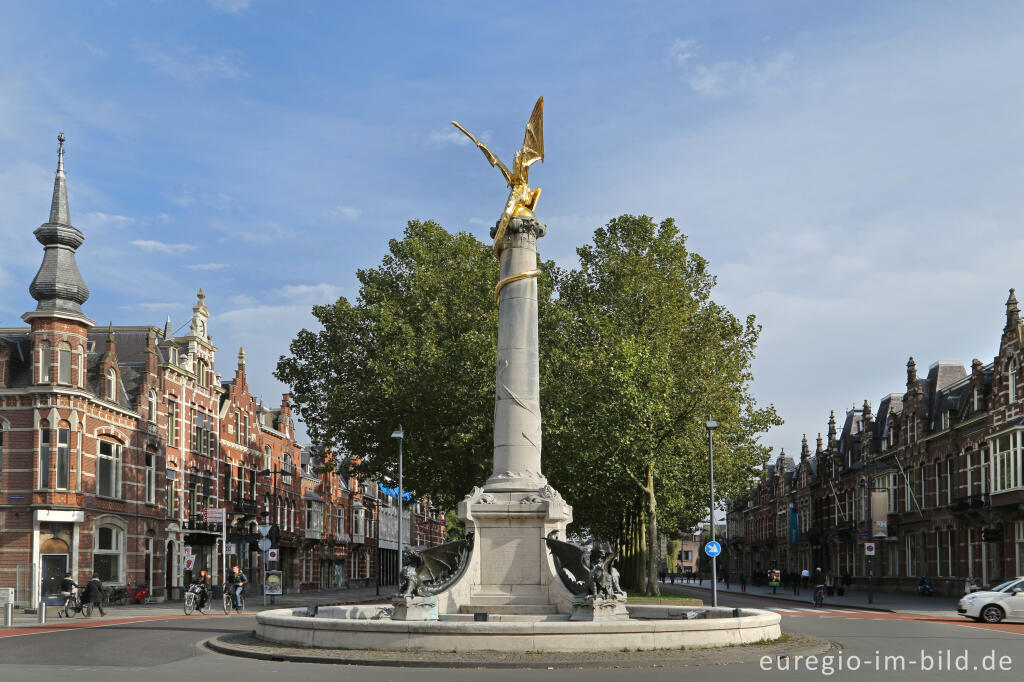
(731, 291, 1024, 592)
(0, 137, 447, 606)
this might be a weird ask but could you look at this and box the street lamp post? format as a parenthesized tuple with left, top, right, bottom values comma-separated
(706, 416, 718, 608)
(391, 426, 404, 584)
(259, 467, 285, 605)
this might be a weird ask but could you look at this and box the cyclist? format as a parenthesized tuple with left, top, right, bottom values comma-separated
(191, 569, 211, 614)
(59, 572, 79, 616)
(227, 564, 246, 610)
(812, 567, 825, 607)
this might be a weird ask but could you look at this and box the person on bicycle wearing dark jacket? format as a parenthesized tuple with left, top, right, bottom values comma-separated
(83, 573, 106, 617)
(227, 565, 247, 609)
(191, 569, 211, 613)
(60, 572, 78, 599)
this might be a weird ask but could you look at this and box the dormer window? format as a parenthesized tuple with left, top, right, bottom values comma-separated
(168, 346, 178, 365)
(106, 369, 117, 401)
(974, 388, 982, 412)
(940, 411, 950, 430)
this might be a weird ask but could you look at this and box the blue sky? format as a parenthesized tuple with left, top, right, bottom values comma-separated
(3, 1, 1024, 459)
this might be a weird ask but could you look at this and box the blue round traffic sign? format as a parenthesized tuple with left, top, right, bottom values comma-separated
(704, 541, 722, 557)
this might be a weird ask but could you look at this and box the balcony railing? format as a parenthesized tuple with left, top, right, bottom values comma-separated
(232, 499, 259, 516)
(305, 528, 322, 540)
(184, 519, 222, 532)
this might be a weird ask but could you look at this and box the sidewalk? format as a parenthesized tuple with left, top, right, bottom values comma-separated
(660, 579, 958, 615)
(3, 583, 393, 628)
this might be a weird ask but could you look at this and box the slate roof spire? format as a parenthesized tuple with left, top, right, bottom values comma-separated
(1006, 288, 1019, 332)
(28, 133, 91, 318)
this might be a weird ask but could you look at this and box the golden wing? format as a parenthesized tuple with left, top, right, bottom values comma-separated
(519, 96, 545, 171)
(450, 121, 512, 185)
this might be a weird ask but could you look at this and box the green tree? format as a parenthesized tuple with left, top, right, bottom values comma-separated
(275, 220, 503, 510)
(541, 215, 780, 595)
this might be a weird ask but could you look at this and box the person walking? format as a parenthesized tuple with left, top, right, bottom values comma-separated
(841, 571, 852, 596)
(825, 569, 835, 596)
(739, 571, 747, 592)
(801, 567, 810, 588)
(83, 573, 106, 617)
(812, 567, 825, 607)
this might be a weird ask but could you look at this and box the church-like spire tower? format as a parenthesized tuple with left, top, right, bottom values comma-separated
(27, 133, 91, 321)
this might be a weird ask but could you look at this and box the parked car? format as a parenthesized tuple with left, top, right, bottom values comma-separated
(957, 576, 1024, 623)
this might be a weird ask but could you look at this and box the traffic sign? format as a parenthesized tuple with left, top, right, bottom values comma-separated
(258, 537, 272, 552)
(267, 548, 279, 562)
(704, 540, 722, 557)
(258, 524, 272, 537)
(204, 507, 225, 523)
(183, 545, 192, 556)
(864, 542, 876, 556)
(225, 543, 237, 555)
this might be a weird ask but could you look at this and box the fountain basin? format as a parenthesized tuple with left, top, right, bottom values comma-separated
(254, 604, 781, 652)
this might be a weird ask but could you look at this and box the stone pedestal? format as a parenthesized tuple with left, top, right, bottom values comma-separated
(568, 595, 629, 621)
(390, 595, 438, 621)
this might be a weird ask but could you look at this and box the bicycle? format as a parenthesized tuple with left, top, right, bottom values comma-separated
(184, 583, 206, 615)
(60, 588, 85, 618)
(813, 585, 825, 608)
(222, 585, 245, 614)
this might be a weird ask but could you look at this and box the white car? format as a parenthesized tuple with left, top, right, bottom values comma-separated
(957, 577, 1024, 623)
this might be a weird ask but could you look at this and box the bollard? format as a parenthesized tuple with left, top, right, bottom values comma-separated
(3, 603, 13, 627)
(37, 601, 46, 624)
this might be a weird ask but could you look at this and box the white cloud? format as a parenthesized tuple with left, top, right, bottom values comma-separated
(430, 127, 475, 147)
(121, 301, 186, 312)
(133, 42, 248, 82)
(277, 283, 343, 303)
(186, 262, 231, 271)
(329, 204, 360, 221)
(131, 239, 198, 254)
(668, 38, 793, 98)
(206, 0, 252, 13)
(79, 211, 135, 230)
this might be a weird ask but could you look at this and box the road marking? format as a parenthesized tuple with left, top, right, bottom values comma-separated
(0, 612, 236, 639)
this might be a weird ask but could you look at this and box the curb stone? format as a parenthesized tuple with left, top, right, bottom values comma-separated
(203, 631, 834, 669)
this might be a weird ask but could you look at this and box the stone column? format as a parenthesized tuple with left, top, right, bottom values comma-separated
(485, 216, 548, 492)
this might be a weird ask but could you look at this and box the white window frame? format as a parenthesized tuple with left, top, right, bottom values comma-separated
(39, 343, 52, 382)
(97, 439, 122, 498)
(1011, 360, 1018, 404)
(58, 346, 71, 384)
(94, 524, 124, 584)
(56, 428, 70, 490)
(145, 452, 156, 504)
(106, 369, 117, 401)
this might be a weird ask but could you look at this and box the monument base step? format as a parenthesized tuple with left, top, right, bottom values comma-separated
(467, 594, 552, 605)
(442, 613, 569, 622)
(460, 603, 559, 615)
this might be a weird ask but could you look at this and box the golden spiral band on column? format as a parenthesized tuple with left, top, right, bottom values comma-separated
(494, 269, 540, 306)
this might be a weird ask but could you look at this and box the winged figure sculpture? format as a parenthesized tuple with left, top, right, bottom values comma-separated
(451, 96, 545, 257)
(545, 530, 626, 599)
(397, 532, 475, 598)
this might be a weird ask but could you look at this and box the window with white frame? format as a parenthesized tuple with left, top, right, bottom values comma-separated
(39, 342, 51, 382)
(1011, 361, 1019, 404)
(974, 387, 982, 412)
(264, 446, 271, 472)
(145, 451, 156, 504)
(56, 428, 70, 490)
(935, 461, 942, 508)
(904, 469, 913, 512)
(94, 525, 123, 583)
(168, 398, 178, 447)
(148, 391, 157, 423)
(97, 439, 122, 498)
(990, 431, 1022, 493)
(106, 368, 117, 400)
(38, 424, 51, 488)
(234, 412, 241, 444)
(0, 424, 4, 489)
(58, 345, 71, 384)
(336, 507, 345, 538)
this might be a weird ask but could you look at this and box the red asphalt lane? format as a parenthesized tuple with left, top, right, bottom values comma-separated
(0, 612, 240, 638)
(778, 608, 1024, 635)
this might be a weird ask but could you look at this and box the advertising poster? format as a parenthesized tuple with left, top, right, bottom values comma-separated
(265, 570, 283, 595)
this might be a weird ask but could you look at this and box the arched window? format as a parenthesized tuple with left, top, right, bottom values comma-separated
(106, 369, 117, 401)
(38, 342, 52, 383)
(94, 524, 124, 583)
(148, 390, 158, 423)
(1010, 361, 1018, 404)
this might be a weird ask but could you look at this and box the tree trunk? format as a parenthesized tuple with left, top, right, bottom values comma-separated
(645, 465, 660, 596)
